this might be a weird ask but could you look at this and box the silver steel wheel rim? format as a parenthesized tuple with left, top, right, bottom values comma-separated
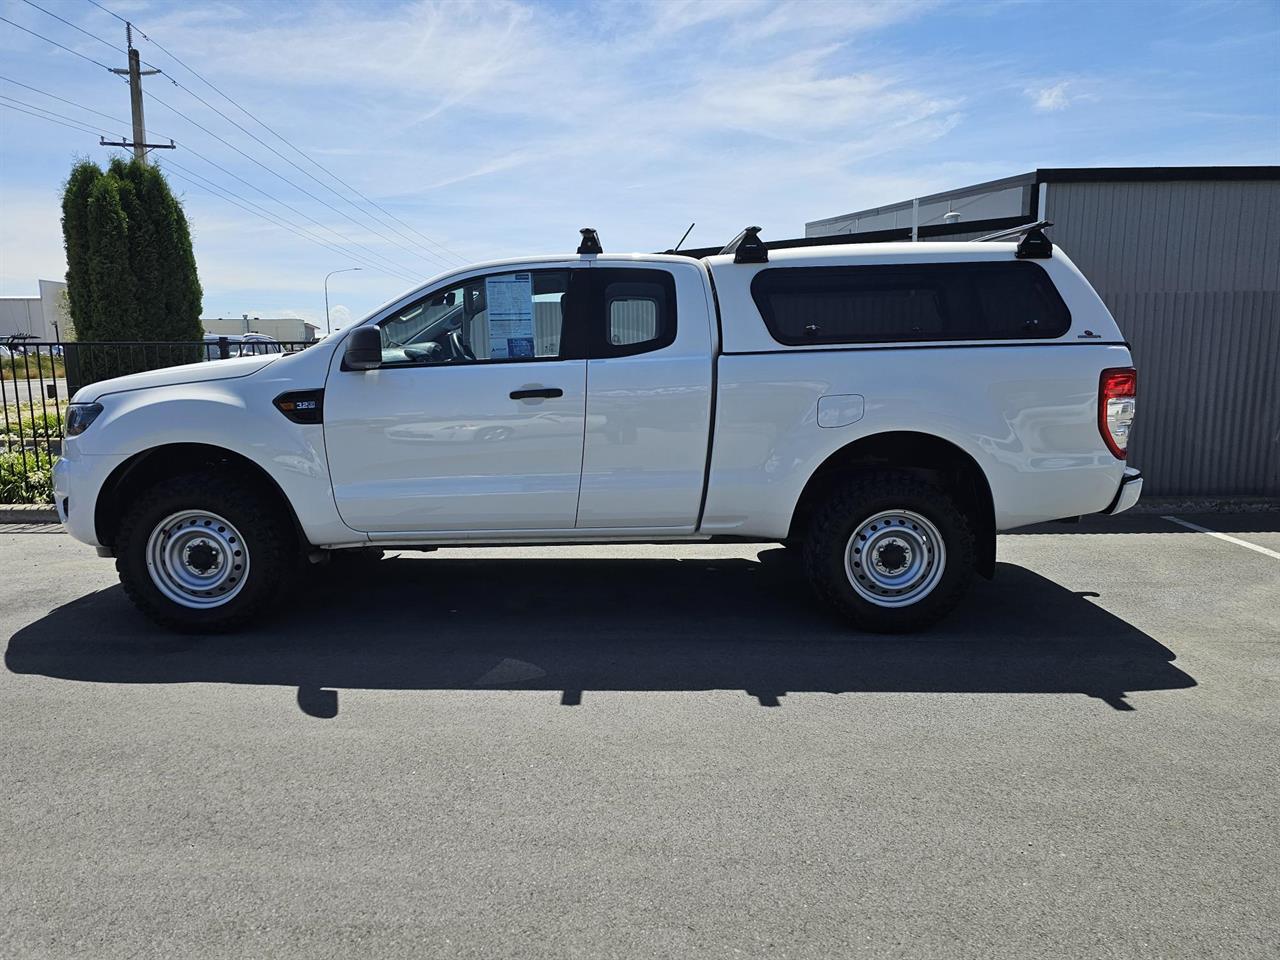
(145, 510, 250, 609)
(843, 509, 946, 608)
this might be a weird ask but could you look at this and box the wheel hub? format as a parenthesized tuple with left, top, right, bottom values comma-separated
(872, 538, 911, 575)
(183, 539, 222, 575)
(844, 509, 946, 608)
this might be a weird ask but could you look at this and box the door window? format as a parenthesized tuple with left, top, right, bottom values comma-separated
(376, 269, 580, 365)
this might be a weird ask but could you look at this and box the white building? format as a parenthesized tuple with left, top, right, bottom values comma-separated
(0, 279, 69, 341)
(202, 315, 320, 342)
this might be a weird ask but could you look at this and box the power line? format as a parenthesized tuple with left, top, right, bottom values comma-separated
(82, 0, 467, 266)
(167, 138, 422, 283)
(4, 8, 439, 284)
(0, 76, 421, 284)
(0, 92, 119, 134)
(0, 73, 130, 127)
(162, 159, 418, 284)
(153, 71, 457, 271)
(82, 0, 126, 24)
(164, 159, 419, 283)
(18, 0, 121, 55)
(0, 15, 115, 71)
(0, 98, 419, 287)
(143, 85, 428, 282)
(11, 0, 434, 275)
(0, 98, 105, 137)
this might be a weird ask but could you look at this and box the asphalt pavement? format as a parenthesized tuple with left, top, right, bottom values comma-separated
(1, 377, 67, 407)
(2, 513, 1277, 959)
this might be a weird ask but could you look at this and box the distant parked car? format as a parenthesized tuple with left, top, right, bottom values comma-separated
(202, 333, 284, 360)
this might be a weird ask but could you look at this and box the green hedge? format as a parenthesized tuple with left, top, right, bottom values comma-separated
(0, 450, 54, 504)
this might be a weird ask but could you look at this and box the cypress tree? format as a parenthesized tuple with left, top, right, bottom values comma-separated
(61, 161, 99, 336)
(61, 157, 204, 381)
(84, 173, 137, 340)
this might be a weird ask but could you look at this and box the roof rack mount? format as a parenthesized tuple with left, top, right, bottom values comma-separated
(720, 225, 768, 264)
(976, 218, 1054, 259)
(577, 227, 603, 255)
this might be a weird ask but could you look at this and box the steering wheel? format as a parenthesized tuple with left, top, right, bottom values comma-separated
(403, 343, 443, 362)
(448, 328, 476, 361)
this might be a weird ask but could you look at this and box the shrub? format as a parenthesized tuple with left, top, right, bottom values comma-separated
(1, 407, 64, 440)
(0, 450, 54, 504)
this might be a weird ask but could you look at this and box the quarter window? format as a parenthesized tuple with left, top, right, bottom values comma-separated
(751, 262, 1071, 345)
(592, 269, 677, 357)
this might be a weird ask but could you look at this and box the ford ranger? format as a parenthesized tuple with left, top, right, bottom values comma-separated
(53, 224, 1141, 633)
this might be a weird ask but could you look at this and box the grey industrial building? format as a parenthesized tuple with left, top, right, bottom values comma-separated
(805, 167, 1280, 498)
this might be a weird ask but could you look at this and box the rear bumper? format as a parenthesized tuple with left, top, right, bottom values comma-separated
(1104, 467, 1143, 515)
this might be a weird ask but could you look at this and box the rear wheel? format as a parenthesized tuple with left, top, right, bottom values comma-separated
(802, 472, 975, 633)
(116, 471, 294, 632)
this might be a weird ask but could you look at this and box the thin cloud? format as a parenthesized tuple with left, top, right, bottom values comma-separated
(1028, 80, 1073, 112)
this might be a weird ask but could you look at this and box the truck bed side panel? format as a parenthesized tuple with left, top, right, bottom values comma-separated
(703, 343, 1133, 537)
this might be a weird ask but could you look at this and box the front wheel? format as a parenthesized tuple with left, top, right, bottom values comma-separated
(115, 471, 295, 632)
(802, 473, 975, 633)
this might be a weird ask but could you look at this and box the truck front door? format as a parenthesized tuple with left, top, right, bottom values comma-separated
(324, 265, 589, 534)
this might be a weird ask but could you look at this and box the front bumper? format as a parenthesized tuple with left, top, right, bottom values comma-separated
(53, 450, 129, 548)
(1104, 467, 1143, 515)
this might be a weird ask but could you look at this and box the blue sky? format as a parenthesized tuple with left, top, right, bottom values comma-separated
(2, 0, 1278, 329)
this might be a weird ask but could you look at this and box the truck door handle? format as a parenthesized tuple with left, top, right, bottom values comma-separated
(510, 387, 562, 400)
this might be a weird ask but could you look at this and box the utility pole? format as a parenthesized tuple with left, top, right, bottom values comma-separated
(101, 23, 174, 164)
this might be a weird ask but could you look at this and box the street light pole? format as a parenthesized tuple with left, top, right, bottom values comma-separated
(324, 267, 362, 335)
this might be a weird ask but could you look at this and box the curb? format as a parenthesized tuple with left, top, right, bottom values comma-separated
(0, 504, 59, 524)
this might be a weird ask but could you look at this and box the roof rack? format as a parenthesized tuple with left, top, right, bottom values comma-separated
(720, 225, 768, 263)
(976, 218, 1054, 259)
(661, 216, 1053, 260)
(975, 218, 1051, 241)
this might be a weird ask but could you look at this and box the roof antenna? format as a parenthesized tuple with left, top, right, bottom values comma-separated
(577, 227, 603, 255)
(672, 222, 695, 253)
(720, 225, 768, 264)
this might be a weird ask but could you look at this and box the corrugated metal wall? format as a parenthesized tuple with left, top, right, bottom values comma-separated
(1044, 180, 1280, 496)
(609, 299, 658, 345)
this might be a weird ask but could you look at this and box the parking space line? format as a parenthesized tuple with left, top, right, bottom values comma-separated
(1162, 516, 1280, 560)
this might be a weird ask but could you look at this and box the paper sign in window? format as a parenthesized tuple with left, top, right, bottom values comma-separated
(485, 273, 535, 359)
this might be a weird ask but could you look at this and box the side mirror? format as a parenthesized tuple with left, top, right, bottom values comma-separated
(344, 326, 383, 370)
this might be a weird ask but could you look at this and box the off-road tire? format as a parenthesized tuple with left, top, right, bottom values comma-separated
(115, 470, 295, 633)
(802, 472, 976, 633)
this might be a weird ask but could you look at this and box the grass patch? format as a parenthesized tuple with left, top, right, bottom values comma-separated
(0, 353, 65, 381)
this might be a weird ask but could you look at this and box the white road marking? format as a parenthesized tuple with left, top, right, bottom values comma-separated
(1162, 516, 1280, 561)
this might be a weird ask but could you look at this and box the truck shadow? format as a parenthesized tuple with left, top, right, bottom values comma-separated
(5, 552, 1195, 715)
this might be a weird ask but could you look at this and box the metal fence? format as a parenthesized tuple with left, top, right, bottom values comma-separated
(1, 338, 314, 504)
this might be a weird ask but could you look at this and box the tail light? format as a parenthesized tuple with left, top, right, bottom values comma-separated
(1099, 367, 1136, 458)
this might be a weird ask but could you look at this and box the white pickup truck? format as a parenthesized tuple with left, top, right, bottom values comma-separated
(54, 225, 1140, 633)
